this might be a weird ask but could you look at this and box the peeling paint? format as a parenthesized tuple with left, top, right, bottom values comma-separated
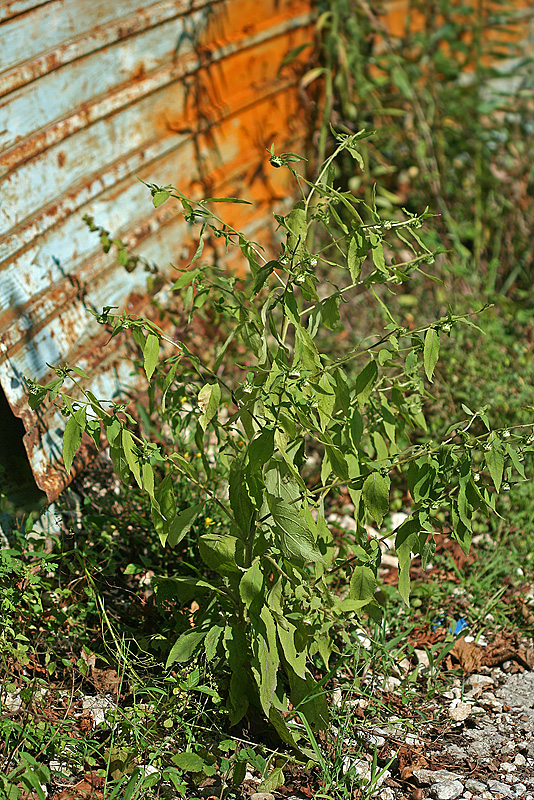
(0, 0, 314, 501)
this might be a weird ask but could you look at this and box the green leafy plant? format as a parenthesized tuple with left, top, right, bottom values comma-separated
(26, 131, 532, 748)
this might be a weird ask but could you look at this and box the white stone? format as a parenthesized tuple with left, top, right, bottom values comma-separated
(1, 691, 22, 712)
(82, 694, 115, 728)
(379, 788, 395, 800)
(487, 779, 514, 796)
(501, 762, 517, 772)
(138, 764, 159, 777)
(429, 780, 464, 800)
(466, 779, 487, 793)
(449, 702, 472, 722)
(414, 770, 464, 786)
(465, 674, 494, 694)
(383, 676, 401, 691)
(415, 649, 430, 669)
(514, 753, 526, 766)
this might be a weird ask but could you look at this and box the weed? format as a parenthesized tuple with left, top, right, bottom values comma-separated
(26, 129, 533, 768)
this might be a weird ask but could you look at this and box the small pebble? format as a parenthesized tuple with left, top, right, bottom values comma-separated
(514, 753, 526, 766)
(466, 779, 487, 793)
(449, 702, 472, 722)
(250, 794, 275, 800)
(429, 780, 464, 800)
(487, 779, 514, 796)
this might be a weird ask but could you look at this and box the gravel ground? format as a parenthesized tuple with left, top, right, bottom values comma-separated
(347, 667, 534, 800)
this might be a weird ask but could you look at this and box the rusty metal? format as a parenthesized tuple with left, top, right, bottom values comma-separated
(0, 0, 315, 502)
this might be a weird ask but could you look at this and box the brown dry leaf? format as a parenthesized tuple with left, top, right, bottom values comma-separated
(398, 745, 429, 780)
(91, 667, 119, 694)
(452, 630, 534, 674)
(451, 638, 485, 673)
(519, 600, 534, 626)
(50, 772, 104, 800)
(484, 629, 534, 670)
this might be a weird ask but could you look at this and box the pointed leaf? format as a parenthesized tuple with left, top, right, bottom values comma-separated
(349, 565, 376, 603)
(167, 503, 203, 548)
(252, 260, 277, 293)
(172, 752, 207, 772)
(122, 429, 142, 488)
(199, 533, 243, 575)
(143, 333, 159, 381)
(248, 427, 275, 468)
(153, 190, 171, 207)
(63, 412, 85, 474)
(166, 630, 207, 668)
(267, 494, 325, 563)
(355, 360, 378, 408)
(485, 444, 504, 492)
(198, 383, 221, 430)
(423, 327, 440, 382)
(362, 472, 390, 526)
(240, 561, 264, 612)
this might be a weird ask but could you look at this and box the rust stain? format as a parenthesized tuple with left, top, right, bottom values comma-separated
(0, 0, 314, 501)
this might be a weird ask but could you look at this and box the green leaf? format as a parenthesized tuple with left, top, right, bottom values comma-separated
(203, 197, 252, 204)
(199, 533, 243, 576)
(258, 767, 285, 793)
(277, 41, 312, 73)
(286, 201, 308, 262)
(63, 411, 85, 474)
(153, 190, 171, 207)
(252, 260, 277, 293)
(423, 327, 440, 382)
(166, 630, 207, 668)
(349, 565, 376, 603)
(277, 620, 306, 679)
(348, 406, 363, 449)
(110, 443, 130, 484)
(198, 383, 221, 430)
(143, 333, 159, 381)
(395, 519, 418, 605)
(362, 472, 390, 526)
(248, 427, 275, 468)
(369, 231, 386, 271)
(167, 503, 203, 548)
(172, 268, 199, 291)
(152, 474, 175, 544)
(322, 294, 341, 330)
(122, 429, 141, 488)
(267, 494, 325, 563)
(355, 359, 378, 408)
(485, 443, 504, 492)
(287, 668, 328, 732)
(203, 625, 223, 662)
(172, 752, 207, 772)
(251, 607, 278, 716)
(240, 561, 264, 612)
(324, 443, 348, 481)
(142, 461, 155, 497)
(347, 230, 367, 282)
(229, 460, 255, 536)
